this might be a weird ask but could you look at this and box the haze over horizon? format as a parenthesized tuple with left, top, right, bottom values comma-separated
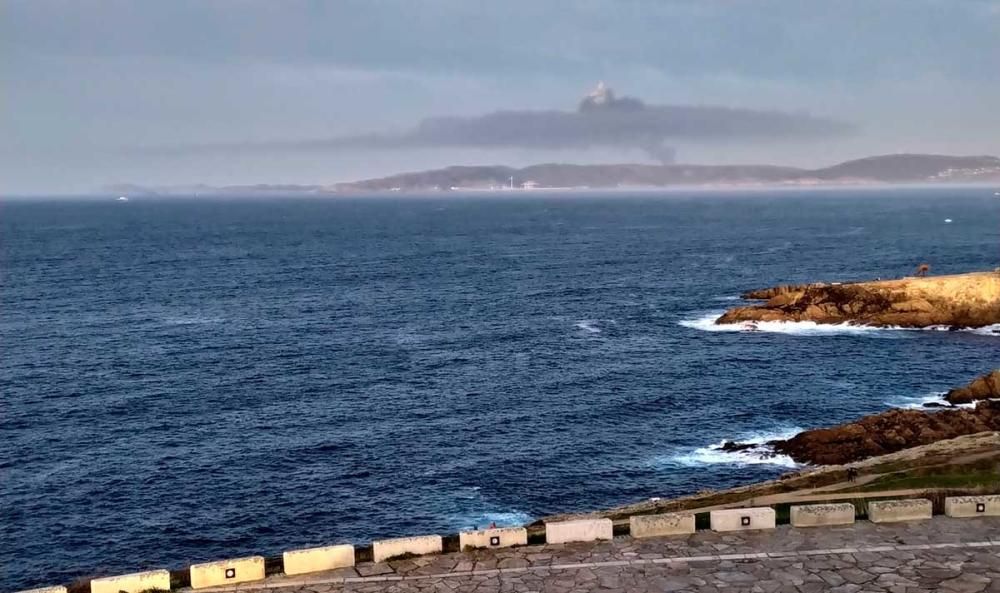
(3, 0, 1000, 194)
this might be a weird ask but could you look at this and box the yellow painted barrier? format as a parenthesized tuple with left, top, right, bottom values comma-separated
(371, 535, 442, 563)
(710, 507, 776, 532)
(282, 544, 355, 575)
(545, 519, 613, 544)
(629, 513, 695, 537)
(91, 570, 171, 593)
(868, 499, 931, 523)
(16, 587, 68, 593)
(945, 495, 1000, 517)
(189, 556, 265, 589)
(458, 527, 527, 550)
(790, 503, 855, 527)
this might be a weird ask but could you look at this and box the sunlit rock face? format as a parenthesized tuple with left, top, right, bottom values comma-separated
(718, 272, 1000, 329)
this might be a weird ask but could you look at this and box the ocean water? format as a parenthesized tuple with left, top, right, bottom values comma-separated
(2, 188, 999, 589)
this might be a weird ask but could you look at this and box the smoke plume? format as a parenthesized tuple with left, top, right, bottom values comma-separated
(146, 83, 852, 163)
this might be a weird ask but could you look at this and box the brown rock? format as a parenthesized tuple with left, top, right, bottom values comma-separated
(766, 292, 801, 307)
(717, 272, 1000, 328)
(945, 370, 1000, 405)
(770, 400, 1000, 465)
(741, 283, 826, 300)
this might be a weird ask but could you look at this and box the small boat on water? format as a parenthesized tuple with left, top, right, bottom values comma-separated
(117, 196, 129, 201)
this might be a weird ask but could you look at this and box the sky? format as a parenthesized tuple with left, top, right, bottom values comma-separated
(2, 0, 999, 193)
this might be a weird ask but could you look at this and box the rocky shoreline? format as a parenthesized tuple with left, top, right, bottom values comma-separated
(945, 369, 1000, 405)
(721, 370, 1000, 466)
(718, 271, 1000, 329)
(768, 400, 1000, 465)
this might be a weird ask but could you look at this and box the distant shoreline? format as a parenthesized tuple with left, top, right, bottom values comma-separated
(6, 180, 1000, 201)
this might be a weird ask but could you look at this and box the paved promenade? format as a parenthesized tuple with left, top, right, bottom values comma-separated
(202, 517, 1000, 593)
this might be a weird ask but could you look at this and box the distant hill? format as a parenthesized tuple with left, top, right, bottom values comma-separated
(807, 154, 1000, 182)
(108, 154, 1000, 195)
(334, 154, 1000, 191)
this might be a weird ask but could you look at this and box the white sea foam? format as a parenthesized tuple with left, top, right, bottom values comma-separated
(679, 311, 1000, 338)
(450, 510, 533, 531)
(678, 311, 893, 336)
(887, 391, 951, 410)
(574, 320, 601, 333)
(967, 324, 1000, 336)
(712, 296, 742, 301)
(666, 427, 803, 469)
(887, 391, 991, 410)
(163, 315, 224, 326)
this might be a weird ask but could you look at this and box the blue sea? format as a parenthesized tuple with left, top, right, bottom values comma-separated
(2, 188, 999, 590)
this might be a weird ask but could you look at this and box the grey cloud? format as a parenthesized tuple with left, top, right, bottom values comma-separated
(146, 84, 852, 164)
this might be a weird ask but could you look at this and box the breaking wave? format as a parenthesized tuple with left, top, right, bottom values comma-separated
(663, 427, 803, 469)
(574, 320, 601, 333)
(450, 510, 534, 531)
(887, 391, 987, 410)
(679, 311, 1000, 338)
(678, 311, 897, 337)
(962, 324, 1000, 336)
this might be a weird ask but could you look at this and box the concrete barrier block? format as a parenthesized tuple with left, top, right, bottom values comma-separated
(371, 535, 442, 563)
(283, 544, 355, 575)
(945, 495, 1000, 518)
(868, 499, 932, 523)
(459, 527, 528, 550)
(91, 570, 171, 593)
(190, 556, 265, 589)
(545, 518, 614, 544)
(16, 587, 68, 593)
(710, 507, 776, 532)
(629, 513, 695, 538)
(790, 503, 856, 527)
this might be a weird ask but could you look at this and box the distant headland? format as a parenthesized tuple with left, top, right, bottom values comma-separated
(106, 153, 1000, 196)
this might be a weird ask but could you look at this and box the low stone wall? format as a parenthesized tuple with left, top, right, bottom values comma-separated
(18, 493, 1000, 593)
(90, 569, 171, 593)
(283, 544, 355, 575)
(944, 495, 1000, 517)
(789, 503, 856, 527)
(629, 513, 695, 538)
(710, 507, 776, 532)
(372, 535, 443, 563)
(189, 556, 265, 589)
(459, 527, 528, 550)
(868, 499, 932, 523)
(545, 519, 614, 544)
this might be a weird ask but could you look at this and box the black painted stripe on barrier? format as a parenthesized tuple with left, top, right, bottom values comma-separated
(169, 568, 190, 590)
(264, 556, 283, 577)
(612, 522, 630, 538)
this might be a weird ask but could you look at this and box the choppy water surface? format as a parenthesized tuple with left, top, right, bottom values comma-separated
(3, 188, 999, 589)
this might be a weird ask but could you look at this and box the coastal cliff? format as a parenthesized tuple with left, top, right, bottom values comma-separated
(718, 271, 1000, 328)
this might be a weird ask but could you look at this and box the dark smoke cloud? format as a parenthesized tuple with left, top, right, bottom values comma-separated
(145, 84, 852, 163)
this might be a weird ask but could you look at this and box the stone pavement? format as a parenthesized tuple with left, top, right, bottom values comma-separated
(202, 517, 1000, 593)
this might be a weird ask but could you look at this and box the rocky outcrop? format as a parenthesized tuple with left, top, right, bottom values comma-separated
(768, 401, 1000, 465)
(945, 369, 1000, 405)
(740, 283, 827, 300)
(718, 272, 1000, 328)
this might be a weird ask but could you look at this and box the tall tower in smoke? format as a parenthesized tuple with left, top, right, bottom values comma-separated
(579, 81, 615, 110)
